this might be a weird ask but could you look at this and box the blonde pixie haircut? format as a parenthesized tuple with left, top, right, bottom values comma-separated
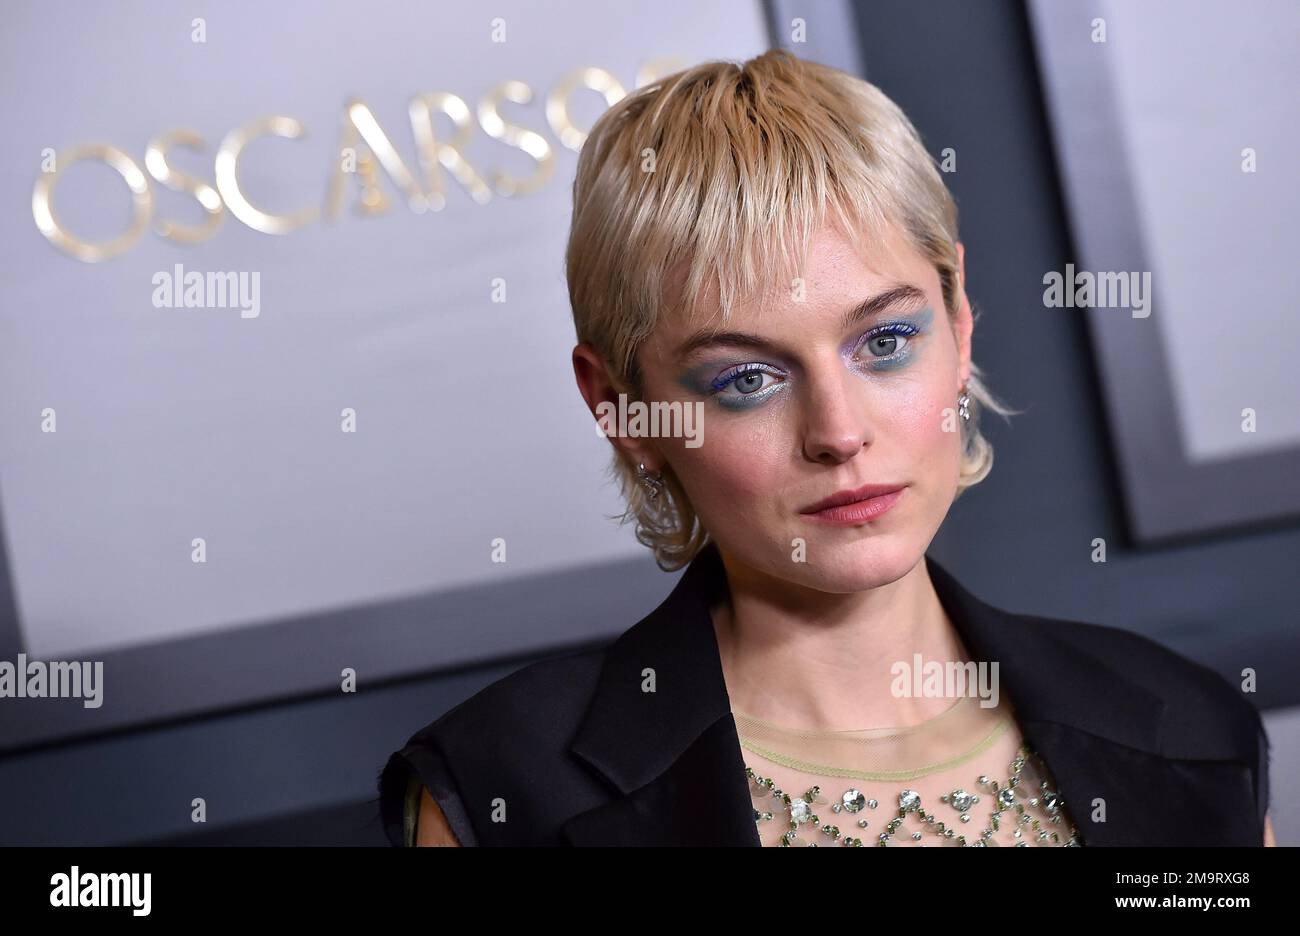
(566, 48, 1016, 571)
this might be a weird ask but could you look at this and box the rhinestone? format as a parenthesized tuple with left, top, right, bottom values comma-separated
(790, 798, 811, 823)
(947, 789, 976, 812)
(899, 790, 921, 812)
(842, 789, 867, 813)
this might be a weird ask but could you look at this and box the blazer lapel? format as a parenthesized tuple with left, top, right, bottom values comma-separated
(925, 557, 1258, 846)
(563, 713, 760, 846)
(564, 543, 758, 846)
(564, 542, 1243, 846)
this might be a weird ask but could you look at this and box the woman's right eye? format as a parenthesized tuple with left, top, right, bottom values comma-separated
(709, 365, 786, 407)
(729, 370, 774, 394)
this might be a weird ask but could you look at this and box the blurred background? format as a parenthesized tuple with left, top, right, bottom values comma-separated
(0, 0, 1295, 845)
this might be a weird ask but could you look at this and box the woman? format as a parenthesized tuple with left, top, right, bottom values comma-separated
(378, 49, 1274, 847)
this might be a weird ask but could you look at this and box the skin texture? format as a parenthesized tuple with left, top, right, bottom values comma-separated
(415, 787, 461, 847)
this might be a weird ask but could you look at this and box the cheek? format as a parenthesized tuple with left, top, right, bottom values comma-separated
(666, 419, 784, 509)
(881, 380, 962, 467)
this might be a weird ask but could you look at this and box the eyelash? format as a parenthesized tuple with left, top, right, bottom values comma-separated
(709, 363, 784, 400)
(707, 322, 921, 402)
(855, 321, 920, 360)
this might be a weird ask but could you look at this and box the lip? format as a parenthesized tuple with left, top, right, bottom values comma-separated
(800, 483, 906, 525)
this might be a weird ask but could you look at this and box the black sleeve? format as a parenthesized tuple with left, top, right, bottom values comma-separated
(377, 737, 479, 847)
(1250, 703, 1271, 836)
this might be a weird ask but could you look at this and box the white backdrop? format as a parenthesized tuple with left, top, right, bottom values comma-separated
(1102, 0, 1299, 462)
(0, 0, 769, 657)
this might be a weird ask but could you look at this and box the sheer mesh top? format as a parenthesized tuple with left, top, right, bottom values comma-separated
(736, 692, 1083, 847)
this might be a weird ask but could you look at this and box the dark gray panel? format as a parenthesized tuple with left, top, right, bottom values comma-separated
(0, 552, 677, 754)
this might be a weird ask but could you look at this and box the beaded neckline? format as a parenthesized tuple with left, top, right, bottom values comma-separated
(743, 744, 1084, 847)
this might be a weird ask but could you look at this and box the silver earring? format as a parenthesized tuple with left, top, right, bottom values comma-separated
(637, 462, 665, 500)
(957, 390, 971, 422)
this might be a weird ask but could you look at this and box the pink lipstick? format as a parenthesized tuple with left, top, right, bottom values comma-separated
(800, 483, 905, 525)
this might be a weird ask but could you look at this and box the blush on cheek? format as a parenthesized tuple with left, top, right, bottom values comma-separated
(891, 389, 964, 482)
(885, 386, 949, 443)
(671, 435, 775, 523)
(699, 447, 770, 501)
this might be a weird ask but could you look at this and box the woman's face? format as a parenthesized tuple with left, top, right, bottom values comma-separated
(635, 221, 973, 591)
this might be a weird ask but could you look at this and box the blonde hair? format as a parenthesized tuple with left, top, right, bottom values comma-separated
(565, 49, 1017, 571)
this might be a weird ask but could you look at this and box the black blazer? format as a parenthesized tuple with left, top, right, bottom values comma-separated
(378, 541, 1270, 846)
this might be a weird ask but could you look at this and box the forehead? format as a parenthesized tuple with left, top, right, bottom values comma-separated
(652, 220, 937, 345)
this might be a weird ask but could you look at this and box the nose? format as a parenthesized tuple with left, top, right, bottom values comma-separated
(801, 363, 872, 464)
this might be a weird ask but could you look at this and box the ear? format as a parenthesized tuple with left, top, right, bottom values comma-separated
(571, 342, 663, 470)
(953, 242, 973, 387)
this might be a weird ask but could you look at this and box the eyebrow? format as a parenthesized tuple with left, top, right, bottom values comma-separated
(672, 284, 929, 361)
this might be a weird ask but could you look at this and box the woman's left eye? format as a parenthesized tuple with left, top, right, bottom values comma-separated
(860, 323, 919, 358)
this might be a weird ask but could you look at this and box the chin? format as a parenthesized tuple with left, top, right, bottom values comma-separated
(812, 541, 921, 592)
(759, 530, 923, 594)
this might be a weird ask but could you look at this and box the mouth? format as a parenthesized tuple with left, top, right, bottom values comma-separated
(799, 483, 907, 524)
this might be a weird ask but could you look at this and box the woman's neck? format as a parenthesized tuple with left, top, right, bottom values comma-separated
(711, 550, 970, 732)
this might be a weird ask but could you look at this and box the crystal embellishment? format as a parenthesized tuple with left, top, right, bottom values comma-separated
(842, 789, 867, 813)
(943, 789, 976, 812)
(745, 744, 1082, 848)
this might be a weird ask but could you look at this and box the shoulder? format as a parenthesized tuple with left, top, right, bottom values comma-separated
(1025, 611, 1264, 752)
(433, 643, 609, 745)
(1017, 610, 1270, 827)
(376, 644, 610, 846)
